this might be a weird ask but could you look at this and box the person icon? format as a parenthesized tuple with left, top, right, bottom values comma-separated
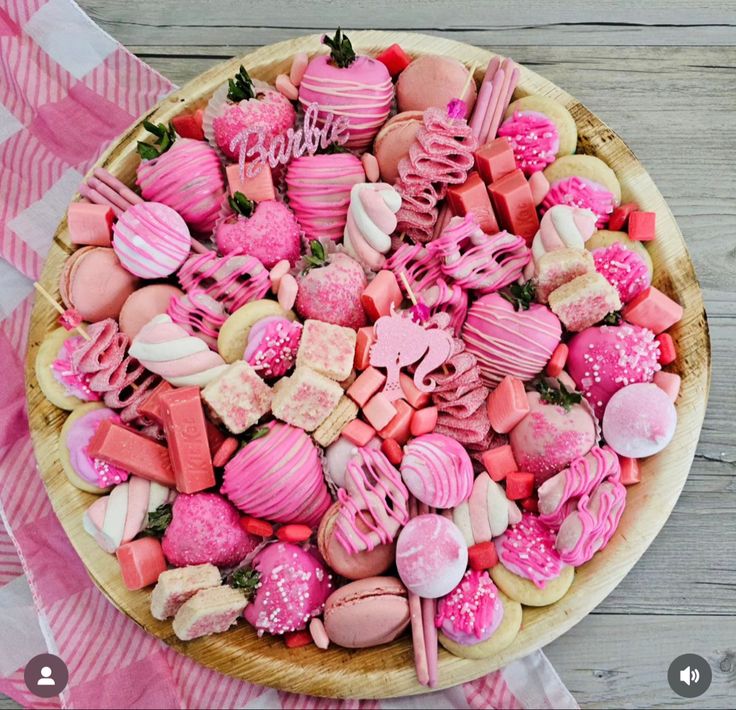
(37, 666, 55, 686)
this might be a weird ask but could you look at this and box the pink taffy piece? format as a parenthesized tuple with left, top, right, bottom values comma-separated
(486, 375, 529, 434)
(370, 309, 453, 401)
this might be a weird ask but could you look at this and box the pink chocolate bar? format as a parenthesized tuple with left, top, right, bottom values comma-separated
(446, 172, 499, 234)
(488, 168, 539, 243)
(475, 139, 516, 185)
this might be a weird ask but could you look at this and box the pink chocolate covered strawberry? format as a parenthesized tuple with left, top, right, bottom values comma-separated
(159, 493, 259, 568)
(215, 191, 301, 269)
(208, 65, 296, 162)
(295, 242, 367, 328)
(299, 29, 393, 151)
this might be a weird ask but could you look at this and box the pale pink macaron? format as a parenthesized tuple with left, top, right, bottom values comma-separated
(396, 55, 477, 113)
(323, 576, 410, 649)
(118, 284, 184, 340)
(59, 246, 139, 322)
(396, 514, 468, 598)
(373, 111, 424, 184)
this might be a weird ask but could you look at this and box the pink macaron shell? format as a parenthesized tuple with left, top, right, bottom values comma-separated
(323, 576, 410, 649)
(64, 247, 140, 322)
(602, 382, 677, 458)
(119, 284, 184, 340)
(396, 514, 468, 598)
(396, 55, 478, 113)
(318, 502, 395, 580)
(374, 111, 424, 184)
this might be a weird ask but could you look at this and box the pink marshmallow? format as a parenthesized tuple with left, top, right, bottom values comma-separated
(354, 326, 375, 371)
(67, 202, 114, 246)
(116, 537, 167, 591)
(347, 367, 387, 407)
(289, 51, 309, 86)
(410, 406, 438, 436)
(480, 444, 517, 482)
(486, 375, 530, 434)
(378, 399, 414, 444)
(363, 392, 398, 431)
(361, 152, 380, 182)
(275, 73, 299, 101)
(277, 273, 298, 311)
(361, 270, 403, 322)
(269, 259, 290, 294)
(341, 419, 376, 447)
(622, 286, 683, 334)
(653, 370, 681, 402)
(400, 372, 431, 408)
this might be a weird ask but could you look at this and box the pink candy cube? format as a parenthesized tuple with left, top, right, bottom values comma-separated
(486, 375, 530, 434)
(225, 163, 275, 203)
(354, 326, 375, 371)
(342, 419, 376, 447)
(271, 366, 343, 432)
(296, 319, 357, 381)
(475, 139, 516, 185)
(480, 445, 518, 482)
(378, 399, 414, 444)
(363, 392, 398, 431)
(653, 370, 681, 402)
(622, 286, 683, 334)
(619, 456, 641, 486)
(202, 361, 272, 434)
(361, 270, 403, 322)
(628, 211, 656, 241)
(546, 342, 569, 377)
(400, 372, 431, 408)
(346, 367, 386, 407)
(116, 537, 167, 591)
(410, 406, 438, 436)
(68, 202, 114, 246)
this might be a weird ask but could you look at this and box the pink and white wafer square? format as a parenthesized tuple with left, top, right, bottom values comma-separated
(150, 563, 221, 620)
(271, 366, 343, 432)
(296, 319, 357, 381)
(171, 586, 246, 640)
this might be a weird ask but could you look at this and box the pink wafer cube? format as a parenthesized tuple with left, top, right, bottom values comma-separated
(354, 326, 375, 370)
(487, 375, 529, 434)
(622, 286, 683, 334)
(296, 319, 357, 381)
(226, 163, 275, 202)
(346, 367, 386, 407)
(363, 392, 398, 431)
(202, 362, 272, 434)
(271, 366, 343, 432)
(536, 248, 595, 303)
(378, 399, 414, 444)
(548, 272, 622, 333)
(361, 270, 403, 322)
(481, 445, 518, 482)
(342, 419, 376, 446)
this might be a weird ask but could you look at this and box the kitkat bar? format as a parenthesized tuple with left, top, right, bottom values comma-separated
(488, 168, 539, 243)
(161, 386, 215, 494)
(88, 419, 175, 487)
(475, 138, 516, 184)
(446, 172, 499, 234)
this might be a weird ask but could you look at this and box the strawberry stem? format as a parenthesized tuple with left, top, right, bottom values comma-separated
(228, 191, 255, 217)
(229, 568, 260, 599)
(500, 280, 536, 311)
(142, 503, 172, 538)
(137, 120, 176, 160)
(227, 65, 255, 102)
(536, 379, 583, 412)
(322, 28, 356, 68)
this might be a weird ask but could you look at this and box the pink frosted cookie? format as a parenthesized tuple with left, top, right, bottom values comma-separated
(462, 292, 562, 387)
(396, 514, 468, 598)
(136, 138, 225, 234)
(296, 319, 357, 381)
(497, 111, 560, 175)
(541, 176, 616, 228)
(531, 205, 597, 268)
(509, 388, 598, 484)
(548, 272, 622, 333)
(335, 446, 409, 553)
(112, 202, 191, 278)
(221, 421, 331, 526)
(244, 316, 302, 379)
(37, 330, 100, 409)
(567, 323, 661, 418)
(244, 542, 332, 635)
(151, 564, 221, 620)
(427, 214, 530, 293)
(172, 586, 247, 641)
(400, 433, 473, 509)
(271, 366, 343, 432)
(592, 241, 651, 303)
(435, 569, 504, 645)
(602, 382, 677, 458)
(452, 472, 513, 545)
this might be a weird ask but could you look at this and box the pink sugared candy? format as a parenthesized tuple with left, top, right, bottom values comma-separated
(396, 514, 468, 598)
(602, 383, 677, 458)
(112, 202, 191, 278)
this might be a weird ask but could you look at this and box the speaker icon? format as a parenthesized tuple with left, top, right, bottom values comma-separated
(679, 666, 700, 686)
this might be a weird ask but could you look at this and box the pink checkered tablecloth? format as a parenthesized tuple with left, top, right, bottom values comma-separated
(0, 2, 578, 707)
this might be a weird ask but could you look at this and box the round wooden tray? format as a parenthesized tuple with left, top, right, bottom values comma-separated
(24, 31, 711, 699)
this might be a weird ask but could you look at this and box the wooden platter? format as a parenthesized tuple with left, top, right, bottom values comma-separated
(24, 31, 711, 699)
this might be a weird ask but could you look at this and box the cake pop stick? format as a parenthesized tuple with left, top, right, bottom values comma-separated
(418, 500, 439, 687)
(407, 496, 430, 686)
(33, 282, 90, 341)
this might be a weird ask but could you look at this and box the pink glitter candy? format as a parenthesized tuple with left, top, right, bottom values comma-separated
(497, 110, 560, 175)
(51, 337, 101, 402)
(446, 98, 468, 120)
(245, 317, 302, 379)
(592, 242, 651, 303)
(541, 176, 616, 228)
(59, 308, 82, 331)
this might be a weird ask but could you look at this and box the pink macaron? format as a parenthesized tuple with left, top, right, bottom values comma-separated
(396, 55, 477, 113)
(118, 284, 184, 340)
(59, 246, 139, 322)
(396, 514, 468, 598)
(323, 576, 411, 648)
(373, 111, 424, 184)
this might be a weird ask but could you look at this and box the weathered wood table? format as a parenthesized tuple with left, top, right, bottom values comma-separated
(3, 2, 734, 708)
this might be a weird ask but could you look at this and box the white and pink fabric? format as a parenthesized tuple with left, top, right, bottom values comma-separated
(0, 2, 577, 708)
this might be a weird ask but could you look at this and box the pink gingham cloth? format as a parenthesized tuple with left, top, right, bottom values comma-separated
(0, 2, 578, 708)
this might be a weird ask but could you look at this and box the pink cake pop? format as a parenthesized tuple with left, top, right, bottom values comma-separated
(244, 316, 302, 379)
(566, 323, 661, 418)
(386, 242, 443, 296)
(497, 111, 560, 175)
(136, 137, 225, 234)
(435, 570, 504, 645)
(112, 202, 191, 278)
(285, 153, 366, 241)
(396, 514, 468, 598)
(592, 242, 651, 303)
(400, 433, 473, 509)
(427, 214, 530, 293)
(462, 292, 562, 387)
(602, 383, 677, 458)
(298, 30, 394, 151)
(531, 204, 597, 267)
(541, 176, 616, 228)
(221, 421, 331, 526)
(494, 513, 566, 588)
(244, 542, 332, 636)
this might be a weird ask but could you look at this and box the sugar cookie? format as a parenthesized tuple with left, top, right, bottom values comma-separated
(543, 154, 622, 203)
(504, 95, 577, 156)
(586, 229, 653, 277)
(490, 562, 574, 607)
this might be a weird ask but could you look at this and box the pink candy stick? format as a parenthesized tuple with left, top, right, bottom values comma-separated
(94, 168, 144, 206)
(416, 500, 438, 688)
(407, 497, 430, 687)
(87, 176, 134, 212)
(486, 60, 519, 141)
(79, 183, 124, 216)
(469, 79, 495, 138)
(478, 68, 505, 145)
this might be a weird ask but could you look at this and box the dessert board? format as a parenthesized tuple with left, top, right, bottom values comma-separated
(24, 31, 710, 698)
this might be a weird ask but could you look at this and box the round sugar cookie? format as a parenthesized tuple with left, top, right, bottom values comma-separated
(543, 154, 622, 203)
(36, 328, 92, 410)
(439, 591, 522, 659)
(586, 229, 653, 278)
(490, 562, 574, 607)
(504, 95, 577, 157)
(217, 299, 296, 363)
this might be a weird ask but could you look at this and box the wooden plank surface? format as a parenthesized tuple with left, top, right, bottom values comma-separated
(2, 2, 734, 708)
